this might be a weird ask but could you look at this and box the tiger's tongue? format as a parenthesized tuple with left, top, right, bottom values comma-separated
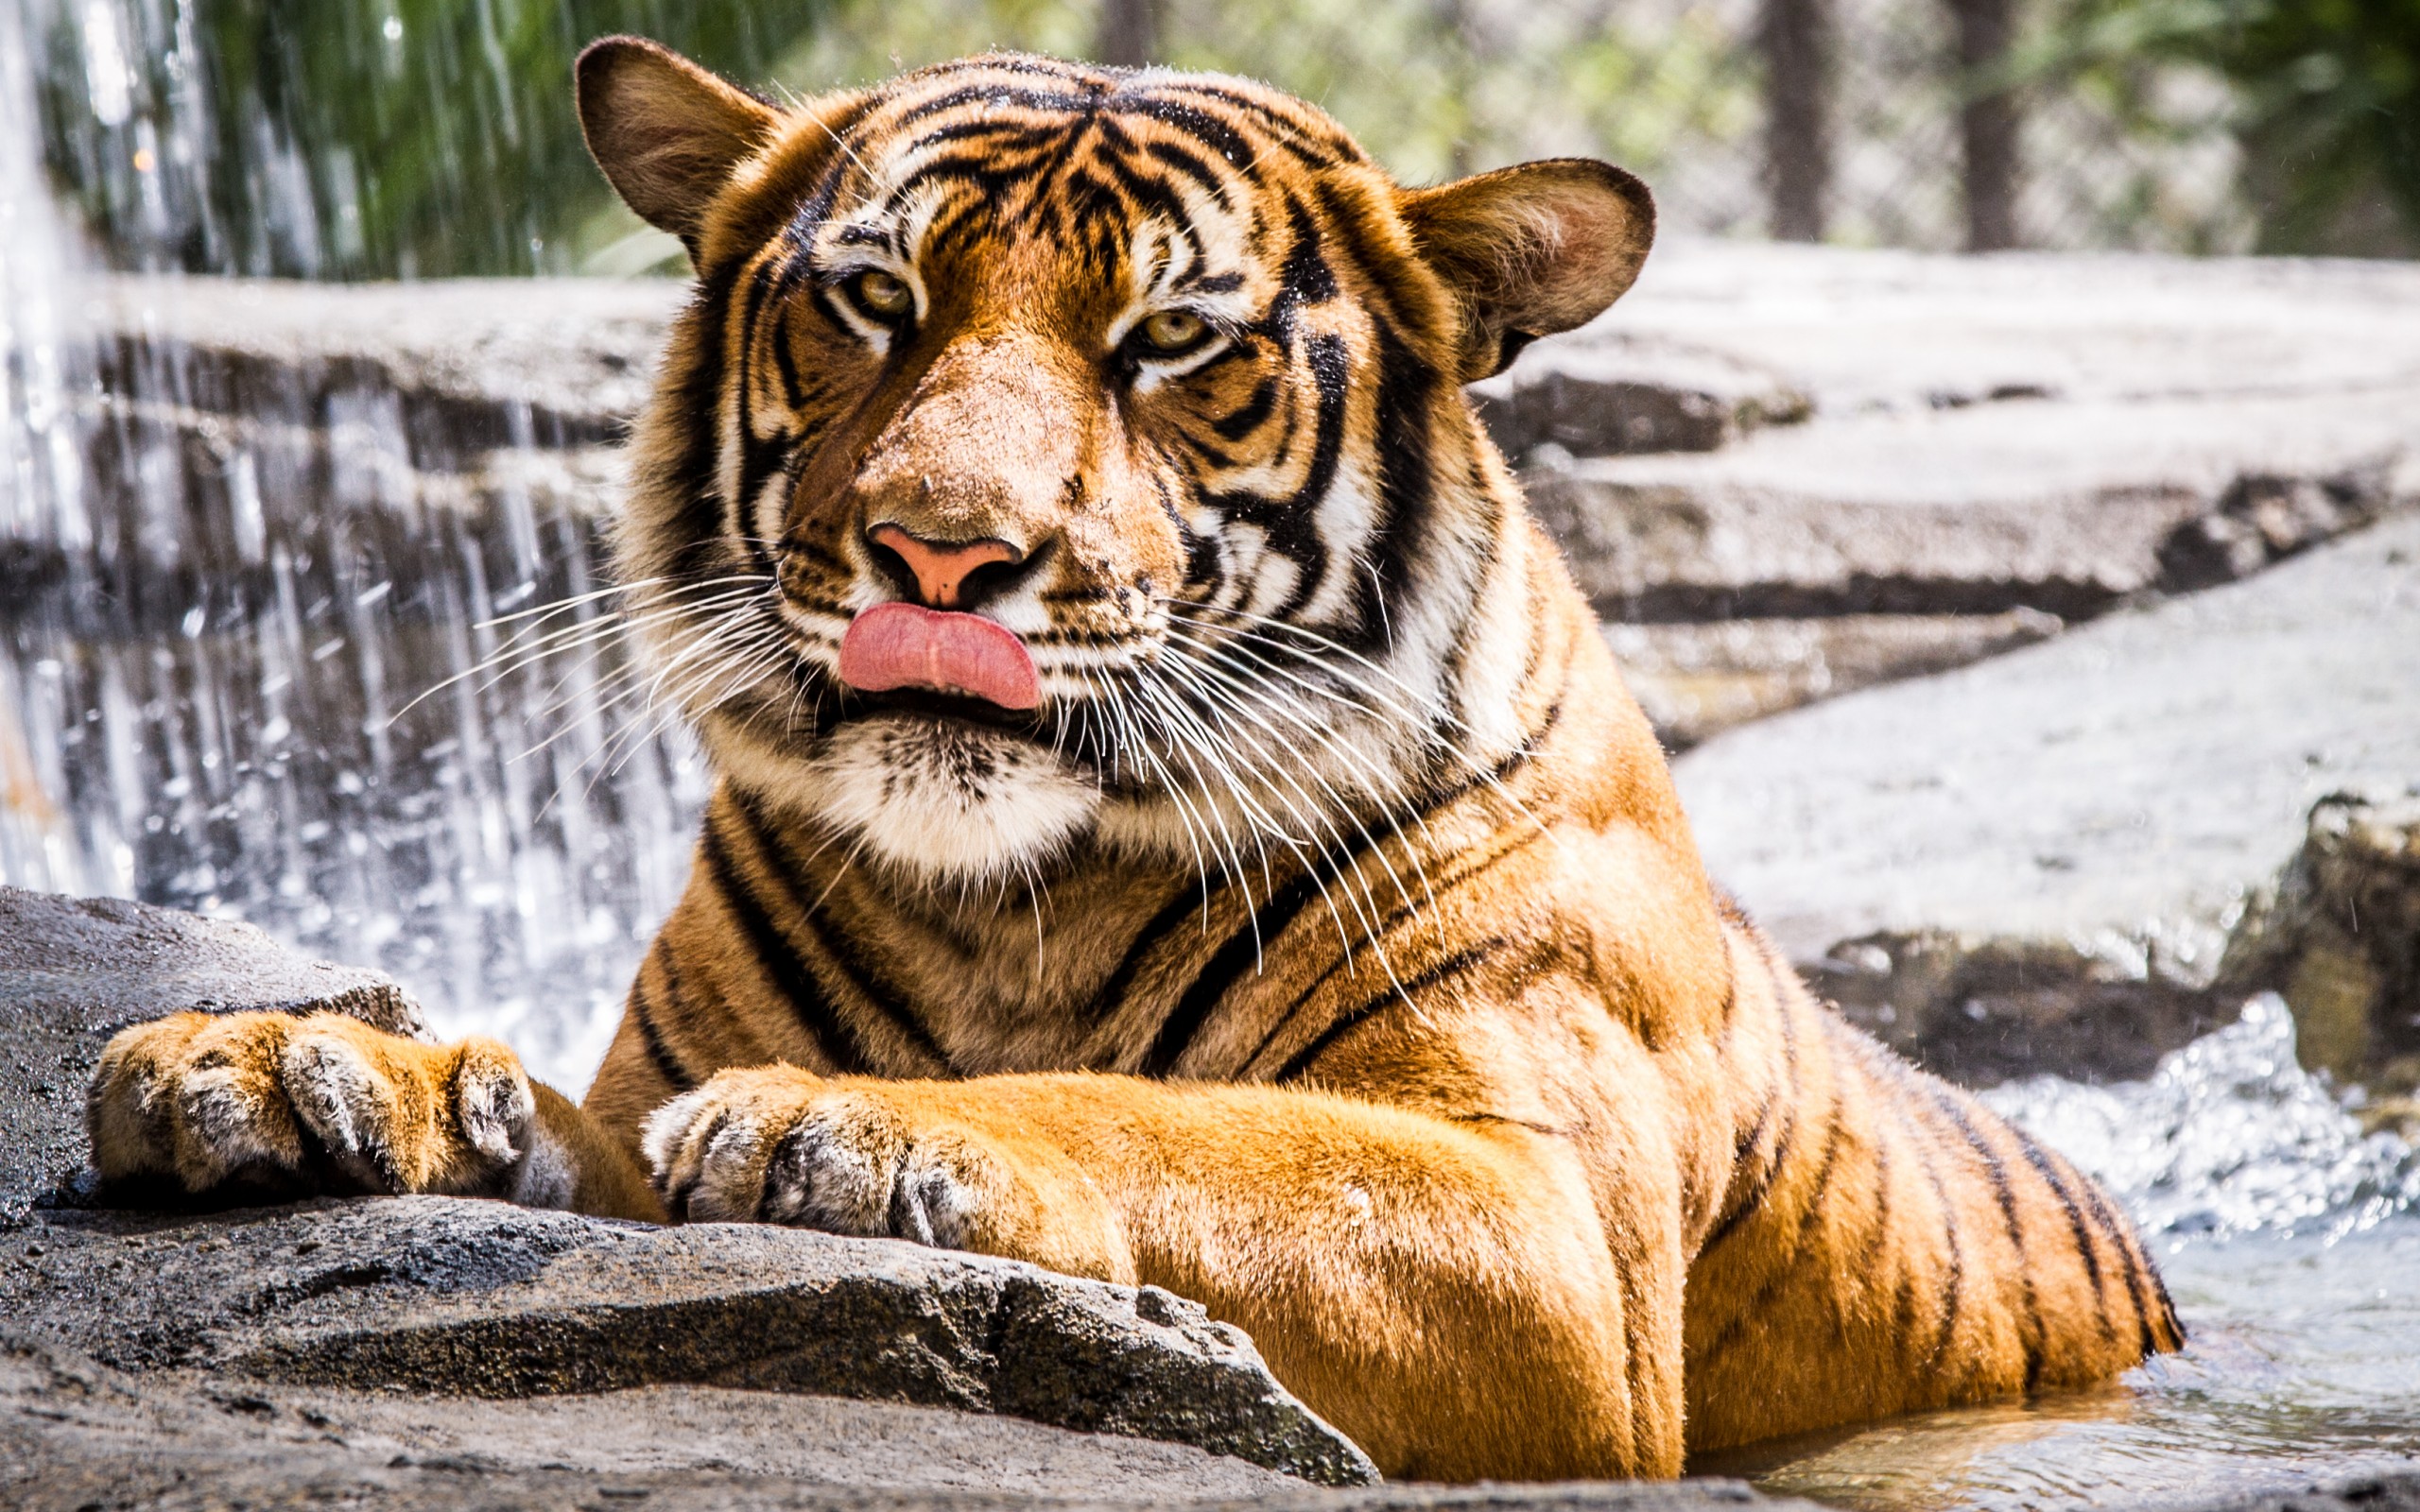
(838, 601, 1040, 712)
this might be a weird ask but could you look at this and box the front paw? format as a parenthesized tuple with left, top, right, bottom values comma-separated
(88, 1010, 539, 1202)
(639, 1067, 995, 1246)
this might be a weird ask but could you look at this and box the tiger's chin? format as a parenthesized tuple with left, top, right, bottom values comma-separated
(716, 713, 1102, 885)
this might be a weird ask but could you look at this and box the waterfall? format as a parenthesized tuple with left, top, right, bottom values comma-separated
(0, 1, 704, 1091)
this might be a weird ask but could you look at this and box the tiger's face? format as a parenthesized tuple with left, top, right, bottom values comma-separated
(579, 41, 1652, 886)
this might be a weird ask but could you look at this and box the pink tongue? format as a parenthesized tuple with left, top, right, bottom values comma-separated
(838, 601, 1040, 711)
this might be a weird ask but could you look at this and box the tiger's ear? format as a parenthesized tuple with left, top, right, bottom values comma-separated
(1397, 159, 1656, 382)
(576, 36, 781, 249)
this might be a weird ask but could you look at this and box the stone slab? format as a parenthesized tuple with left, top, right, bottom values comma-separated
(1533, 389, 2412, 621)
(0, 1326, 1290, 1508)
(0, 1195, 1374, 1485)
(1606, 610, 2061, 749)
(0, 1323, 1795, 1509)
(0, 885, 423, 1218)
(1668, 513, 2420, 1080)
(1590, 239, 2420, 419)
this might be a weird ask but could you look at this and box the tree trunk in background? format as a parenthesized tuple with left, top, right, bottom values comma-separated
(1759, 0, 1832, 242)
(1096, 0, 1166, 67)
(1951, 0, 2020, 250)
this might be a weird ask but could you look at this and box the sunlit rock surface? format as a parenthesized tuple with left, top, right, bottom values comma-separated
(1675, 513, 2420, 1083)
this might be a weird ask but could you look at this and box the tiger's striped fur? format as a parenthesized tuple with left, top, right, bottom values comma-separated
(86, 39, 2181, 1481)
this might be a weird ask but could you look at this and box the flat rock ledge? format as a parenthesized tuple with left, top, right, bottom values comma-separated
(0, 1197, 1374, 1486)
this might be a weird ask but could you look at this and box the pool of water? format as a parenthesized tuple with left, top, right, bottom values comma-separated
(1718, 998, 2420, 1511)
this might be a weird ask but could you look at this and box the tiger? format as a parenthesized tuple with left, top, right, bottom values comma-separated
(84, 37, 2182, 1483)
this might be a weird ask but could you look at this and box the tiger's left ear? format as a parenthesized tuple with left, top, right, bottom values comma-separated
(1397, 159, 1656, 383)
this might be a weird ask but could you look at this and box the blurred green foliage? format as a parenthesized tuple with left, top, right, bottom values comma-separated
(2031, 0, 2420, 253)
(34, 0, 813, 278)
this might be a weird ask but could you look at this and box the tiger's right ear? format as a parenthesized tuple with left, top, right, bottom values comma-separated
(1397, 159, 1655, 383)
(576, 36, 781, 249)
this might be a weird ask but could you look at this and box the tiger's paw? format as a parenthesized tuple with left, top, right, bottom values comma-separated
(87, 1011, 561, 1205)
(640, 1067, 1130, 1280)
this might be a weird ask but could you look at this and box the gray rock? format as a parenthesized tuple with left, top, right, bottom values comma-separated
(1606, 610, 2061, 750)
(1470, 335, 1808, 460)
(1535, 390, 2411, 624)
(0, 1195, 1376, 1485)
(0, 1325, 1291, 1508)
(1594, 239, 2420, 417)
(0, 1322, 1793, 1508)
(2218, 793, 2420, 1111)
(0, 885, 423, 1218)
(1671, 513, 2420, 1084)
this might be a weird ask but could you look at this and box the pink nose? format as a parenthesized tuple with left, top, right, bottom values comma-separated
(867, 524, 1023, 610)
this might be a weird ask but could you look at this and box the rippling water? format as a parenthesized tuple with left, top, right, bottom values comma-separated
(1720, 997, 2420, 1510)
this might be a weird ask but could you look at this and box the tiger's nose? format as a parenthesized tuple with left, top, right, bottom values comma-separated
(865, 523, 1030, 611)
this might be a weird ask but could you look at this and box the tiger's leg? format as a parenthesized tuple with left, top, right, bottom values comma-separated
(639, 1065, 1685, 1482)
(87, 1011, 663, 1221)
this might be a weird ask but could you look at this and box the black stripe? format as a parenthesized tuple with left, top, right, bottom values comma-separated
(1144, 139, 1236, 208)
(1273, 937, 1510, 1083)
(2014, 1133, 2117, 1347)
(1901, 1098, 1967, 1372)
(1699, 1115, 1850, 1361)
(728, 793, 953, 1074)
(1084, 879, 1223, 1021)
(698, 817, 873, 1075)
(1213, 377, 1279, 442)
(1344, 314, 1439, 653)
(2072, 1171, 2177, 1355)
(628, 956, 696, 1093)
(1926, 1084, 2047, 1393)
(1137, 864, 1334, 1076)
(1115, 93, 1257, 170)
(1702, 947, 1806, 1254)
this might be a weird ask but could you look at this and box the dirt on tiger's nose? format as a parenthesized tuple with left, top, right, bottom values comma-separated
(838, 601, 1040, 710)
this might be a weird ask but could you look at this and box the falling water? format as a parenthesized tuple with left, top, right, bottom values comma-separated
(0, 0, 708, 1088)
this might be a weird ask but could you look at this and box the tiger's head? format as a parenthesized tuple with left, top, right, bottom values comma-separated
(578, 39, 1653, 887)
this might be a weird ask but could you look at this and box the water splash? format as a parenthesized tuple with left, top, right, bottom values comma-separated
(1981, 994, 2420, 1242)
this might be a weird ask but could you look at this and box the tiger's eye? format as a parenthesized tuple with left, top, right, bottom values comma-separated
(854, 270, 912, 318)
(1138, 311, 1207, 352)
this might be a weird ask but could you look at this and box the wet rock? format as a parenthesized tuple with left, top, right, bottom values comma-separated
(2189, 1472, 2420, 1512)
(0, 1325, 1295, 1508)
(0, 1322, 1793, 1509)
(1673, 514, 2420, 1085)
(79, 274, 682, 460)
(2217, 794, 2420, 1110)
(0, 885, 422, 1218)
(1806, 931, 2228, 1087)
(0, 1196, 1376, 1486)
